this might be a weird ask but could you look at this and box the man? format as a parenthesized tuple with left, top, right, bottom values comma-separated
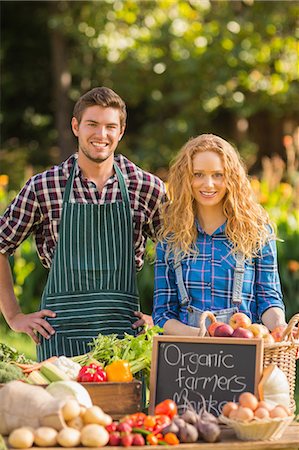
(0, 87, 165, 360)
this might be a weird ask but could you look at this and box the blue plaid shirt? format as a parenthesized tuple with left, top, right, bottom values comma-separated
(153, 222, 284, 327)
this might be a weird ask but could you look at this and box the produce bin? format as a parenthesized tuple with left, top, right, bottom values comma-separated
(0, 380, 143, 420)
(76, 381, 142, 419)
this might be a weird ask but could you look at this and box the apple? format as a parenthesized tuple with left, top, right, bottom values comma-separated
(232, 327, 254, 339)
(229, 312, 251, 330)
(208, 321, 225, 337)
(271, 325, 286, 342)
(263, 333, 275, 344)
(248, 323, 269, 339)
(214, 324, 234, 337)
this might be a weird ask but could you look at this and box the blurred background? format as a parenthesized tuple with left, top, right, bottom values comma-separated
(0, 0, 298, 365)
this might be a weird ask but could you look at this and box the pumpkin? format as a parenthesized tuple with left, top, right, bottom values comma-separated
(258, 364, 290, 409)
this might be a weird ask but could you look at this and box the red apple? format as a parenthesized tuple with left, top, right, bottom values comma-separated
(208, 321, 225, 337)
(248, 323, 269, 338)
(229, 312, 251, 330)
(214, 324, 234, 337)
(232, 327, 254, 339)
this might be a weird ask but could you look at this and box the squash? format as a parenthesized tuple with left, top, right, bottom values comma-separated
(258, 364, 290, 409)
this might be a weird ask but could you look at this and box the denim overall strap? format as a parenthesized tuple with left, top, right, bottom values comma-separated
(232, 251, 245, 305)
(173, 260, 189, 306)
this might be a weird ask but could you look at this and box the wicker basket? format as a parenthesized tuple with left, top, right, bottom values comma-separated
(198, 311, 299, 412)
(263, 313, 299, 413)
(219, 414, 294, 441)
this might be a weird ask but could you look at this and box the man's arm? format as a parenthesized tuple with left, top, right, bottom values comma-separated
(0, 253, 56, 344)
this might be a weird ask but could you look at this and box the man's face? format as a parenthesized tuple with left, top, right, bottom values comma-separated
(71, 105, 125, 164)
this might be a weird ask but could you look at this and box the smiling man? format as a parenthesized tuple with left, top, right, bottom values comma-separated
(0, 87, 166, 360)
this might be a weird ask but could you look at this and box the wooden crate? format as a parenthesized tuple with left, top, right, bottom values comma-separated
(0, 380, 143, 420)
(79, 380, 142, 419)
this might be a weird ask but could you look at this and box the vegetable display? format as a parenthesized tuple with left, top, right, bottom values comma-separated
(0, 342, 34, 364)
(77, 364, 107, 383)
(73, 325, 163, 388)
(0, 362, 25, 383)
(105, 360, 132, 382)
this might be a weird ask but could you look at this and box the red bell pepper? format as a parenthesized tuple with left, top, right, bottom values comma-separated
(77, 363, 107, 382)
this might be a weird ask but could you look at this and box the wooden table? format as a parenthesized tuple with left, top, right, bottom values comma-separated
(5, 422, 299, 450)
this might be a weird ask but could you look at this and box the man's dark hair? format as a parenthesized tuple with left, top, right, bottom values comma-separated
(73, 87, 127, 127)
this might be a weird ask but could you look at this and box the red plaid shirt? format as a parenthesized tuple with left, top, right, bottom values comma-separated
(0, 154, 165, 270)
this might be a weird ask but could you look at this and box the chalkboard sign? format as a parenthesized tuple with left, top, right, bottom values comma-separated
(149, 336, 263, 417)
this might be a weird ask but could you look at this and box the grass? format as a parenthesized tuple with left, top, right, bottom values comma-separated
(1, 328, 36, 360)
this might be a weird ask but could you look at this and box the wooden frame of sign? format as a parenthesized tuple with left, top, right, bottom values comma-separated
(149, 336, 264, 416)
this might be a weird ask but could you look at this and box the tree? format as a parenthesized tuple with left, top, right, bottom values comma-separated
(1, 0, 298, 183)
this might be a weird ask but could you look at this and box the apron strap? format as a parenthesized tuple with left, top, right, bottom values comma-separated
(231, 251, 245, 305)
(63, 160, 77, 203)
(113, 162, 130, 206)
(173, 260, 190, 306)
(63, 159, 130, 206)
(174, 250, 245, 308)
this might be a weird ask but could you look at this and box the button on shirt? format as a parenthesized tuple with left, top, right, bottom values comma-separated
(153, 222, 284, 327)
(0, 154, 165, 270)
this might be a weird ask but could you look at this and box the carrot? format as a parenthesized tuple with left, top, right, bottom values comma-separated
(13, 356, 58, 374)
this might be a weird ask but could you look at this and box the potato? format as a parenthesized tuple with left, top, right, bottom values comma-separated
(83, 406, 106, 425)
(66, 416, 84, 431)
(34, 427, 58, 447)
(80, 424, 109, 447)
(57, 427, 81, 447)
(8, 428, 34, 449)
(62, 399, 81, 421)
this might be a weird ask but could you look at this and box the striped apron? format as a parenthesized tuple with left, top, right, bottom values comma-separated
(37, 161, 139, 361)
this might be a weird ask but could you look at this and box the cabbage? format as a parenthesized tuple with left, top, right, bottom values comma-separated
(46, 381, 92, 408)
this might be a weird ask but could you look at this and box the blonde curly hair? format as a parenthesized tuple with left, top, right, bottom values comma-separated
(159, 134, 275, 260)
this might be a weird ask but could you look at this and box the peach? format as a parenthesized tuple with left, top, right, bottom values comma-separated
(229, 312, 251, 330)
(238, 392, 258, 411)
(254, 407, 270, 419)
(235, 406, 254, 422)
(228, 408, 239, 420)
(222, 402, 238, 417)
(269, 406, 289, 418)
(256, 401, 270, 410)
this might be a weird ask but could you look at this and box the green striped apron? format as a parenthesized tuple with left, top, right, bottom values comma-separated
(37, 161, 139, 361)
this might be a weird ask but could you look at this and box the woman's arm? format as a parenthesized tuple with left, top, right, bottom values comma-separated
(163, 318, 200, 335)
(255, 239, 286, 331)
(261, 307, 287, 331)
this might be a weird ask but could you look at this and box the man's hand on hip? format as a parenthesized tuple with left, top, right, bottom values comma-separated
(132, 311, 154, 334)
(9, 310, 56, 344)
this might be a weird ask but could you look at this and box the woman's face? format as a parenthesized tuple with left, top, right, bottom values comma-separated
(191, 151, 227, 210)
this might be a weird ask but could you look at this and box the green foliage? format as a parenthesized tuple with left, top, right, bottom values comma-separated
(1, 0, 299, 179)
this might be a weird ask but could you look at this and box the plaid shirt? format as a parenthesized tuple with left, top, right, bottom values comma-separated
(0, 154, 165, 270)
(153, 222, 284, 326)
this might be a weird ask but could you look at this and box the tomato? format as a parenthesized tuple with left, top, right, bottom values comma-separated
(154, 399, 178, 418)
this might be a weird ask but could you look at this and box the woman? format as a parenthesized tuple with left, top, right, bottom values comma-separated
(153, 134, 286, 335)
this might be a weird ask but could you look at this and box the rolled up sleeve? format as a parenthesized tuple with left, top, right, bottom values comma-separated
(0, 179, 41, 255)
(255, 239, 285, 320)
